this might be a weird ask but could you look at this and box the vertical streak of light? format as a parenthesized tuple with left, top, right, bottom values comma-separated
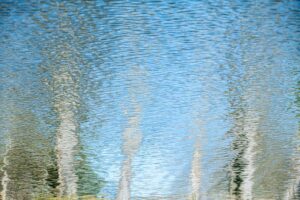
(116, 158, 132, 200)
(0, 105, 12, 200)
(56, 110, 78, 197)
(190, 139, 201, 200)
(1, 142, 11, 200)
(54, 71, 79, 198)
(190, 119, 206, 200)
(189, 69, 212, 200)
(116, 65, 148, 199)
(241, 106, 259, 200)
(116, 103, 142, 200)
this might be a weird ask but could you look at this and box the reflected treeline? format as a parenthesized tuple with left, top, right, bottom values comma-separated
(0, 1, 105, 199)
(1, 110, 51, 200)
(223, 2, 299, 197)
(0, 17, 57, 200)
(0, 68, 57, 199)
(284, 79, 300, 200)
(225, 53, 262, 200)
(0, 0, 299, 199)
(222, 58, 244, 199)
(222, 12, 260, 198)
(2, 111, 51, 199)
(34, 1, 105, 198)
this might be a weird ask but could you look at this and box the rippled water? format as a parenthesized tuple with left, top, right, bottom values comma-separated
(0, 1, 299, 200)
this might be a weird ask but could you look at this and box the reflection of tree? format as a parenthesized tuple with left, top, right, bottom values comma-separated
(30, 1, 105, 198)
(116, 102, 142, 200)
(46, 149, 60, 196)
(227, 108, 248, 200)
(0, 118, 6, 200)
(75, 145, 105, 197)
(296, 80, 300, 199)
(1, 111, 52, 200)
(0, 162, 3, 200)
(190, 137, 201, 200)
(116, 64, 148, 200)
(285, 80, 300, 199)
(224, 3, 298, 197)
(223, 30, 255, 199)
(225, 48, 263, 200)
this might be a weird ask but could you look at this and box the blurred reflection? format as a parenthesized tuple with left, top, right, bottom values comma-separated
(0, 0, 299, 199)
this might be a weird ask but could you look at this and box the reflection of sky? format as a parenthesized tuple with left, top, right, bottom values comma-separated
(0, 0, 299, 199)
(79, 0, 300, 198)
(81, 1, 233, 197)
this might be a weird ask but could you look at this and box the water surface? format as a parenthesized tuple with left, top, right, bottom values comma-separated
(0, 0, 299, 199)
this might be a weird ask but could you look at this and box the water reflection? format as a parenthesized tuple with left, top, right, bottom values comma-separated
(117, 67, 146, 200)
(0, 0, 299, 199)
(189, 121, 202, 200)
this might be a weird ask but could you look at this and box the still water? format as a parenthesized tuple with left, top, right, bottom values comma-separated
(0, 0, 299, 199)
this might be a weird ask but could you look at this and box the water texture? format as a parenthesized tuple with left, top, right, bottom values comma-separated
(0, 0, 299, 199)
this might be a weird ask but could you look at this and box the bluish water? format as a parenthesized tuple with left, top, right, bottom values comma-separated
(0, 1, 299, 199)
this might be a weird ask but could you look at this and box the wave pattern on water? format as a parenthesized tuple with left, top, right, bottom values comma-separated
(0, 0, 299, 199)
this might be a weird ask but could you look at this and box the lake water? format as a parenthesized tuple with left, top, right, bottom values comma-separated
(0, 0, 299, 199)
